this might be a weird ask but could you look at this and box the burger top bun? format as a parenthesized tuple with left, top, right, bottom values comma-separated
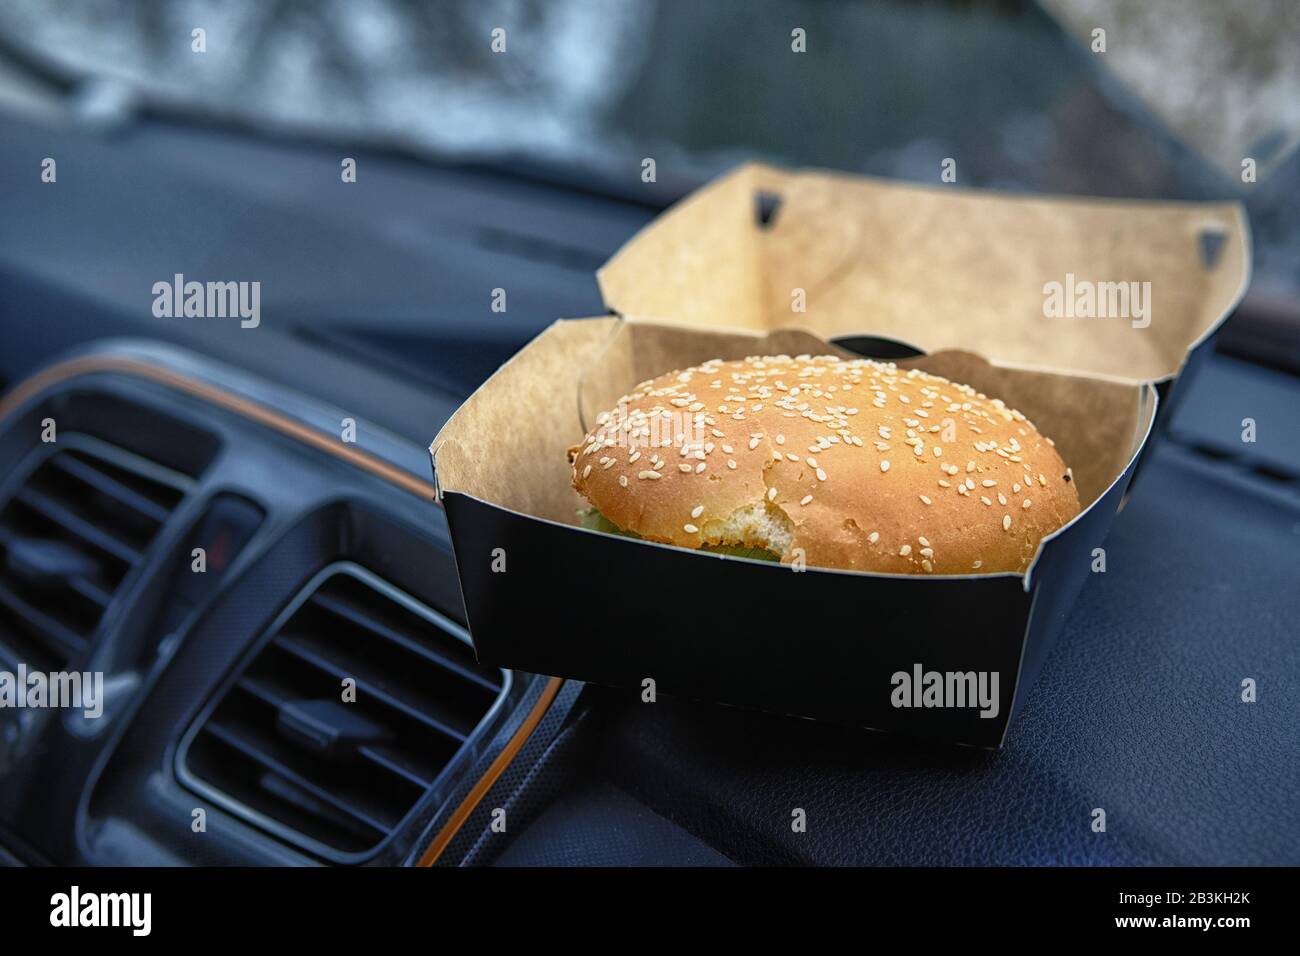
(569, 355, 1081, 575)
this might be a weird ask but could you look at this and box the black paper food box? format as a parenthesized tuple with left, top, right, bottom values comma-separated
(431, 163, 1249, 747)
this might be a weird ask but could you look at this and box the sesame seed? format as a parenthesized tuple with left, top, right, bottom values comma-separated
(683, 523, 699, 533)
(919, 495, 932, 505)
(691, 505, 704, 518)
(816, 468, 827, 481)
(638, 470, 661, 480)
(918, 536, 930, 546)
(998, 493, 1007, 505)
(880, 460, 890, 473)
(868, 531, 880, 544)
(628, 450, 641, 463)
(966, 478, 976, 490)
(981, 496, 992, 506)
(981, 479, 997, 487)
(748, 437, 760, 450)
(899, 544, 912, 556)
(695, 462, 706, 473)
(1003, 514, 1012, 531)
(1022, 498, 1032, 509)
(618, 475, 628, 487)
(727, 459, 737, 470)
(966, 461, 975, 472)
(776, 434, 785, 445)
(581, 465, 592, 478)
(921, 559, 934, 573)
(768, 486, 778, 501)
(800, 494, 813, 506)
(933, 446, 942, 457)
(920, 547, 934, 558)
(678, 464, 692, 473)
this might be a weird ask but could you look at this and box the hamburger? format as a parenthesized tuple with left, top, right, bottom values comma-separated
(569, 354, 1080, 574)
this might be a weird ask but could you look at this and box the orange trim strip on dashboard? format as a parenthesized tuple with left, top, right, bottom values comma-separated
(0, 353, 566, 866)
(416, 675, 564, 866)
(0, 355, 437, 499)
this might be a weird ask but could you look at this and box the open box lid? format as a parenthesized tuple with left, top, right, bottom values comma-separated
(597, 163, 1251, 385)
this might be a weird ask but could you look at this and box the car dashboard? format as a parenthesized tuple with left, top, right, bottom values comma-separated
(0, 109, 1297, 868)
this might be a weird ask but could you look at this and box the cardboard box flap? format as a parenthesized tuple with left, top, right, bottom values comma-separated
(598, 163, 1250, 385)
(433, 317, 621, 523)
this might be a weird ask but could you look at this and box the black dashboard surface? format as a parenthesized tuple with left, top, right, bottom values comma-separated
(1, 110, 1297, 866)
(0, 111, 654, 425)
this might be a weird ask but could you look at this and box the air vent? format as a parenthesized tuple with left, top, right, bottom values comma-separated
(0, 436, 188, 671)
(180, 565, 509, 861)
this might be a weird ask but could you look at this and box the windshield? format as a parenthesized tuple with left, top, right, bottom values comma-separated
(0, 0, 1297, 348)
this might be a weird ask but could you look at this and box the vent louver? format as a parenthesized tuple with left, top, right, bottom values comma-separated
(180, 565, 508, 861)
(0, 437, 187, 671)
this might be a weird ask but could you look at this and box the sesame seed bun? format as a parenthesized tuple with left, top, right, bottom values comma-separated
(569, 355, 1081, 575)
